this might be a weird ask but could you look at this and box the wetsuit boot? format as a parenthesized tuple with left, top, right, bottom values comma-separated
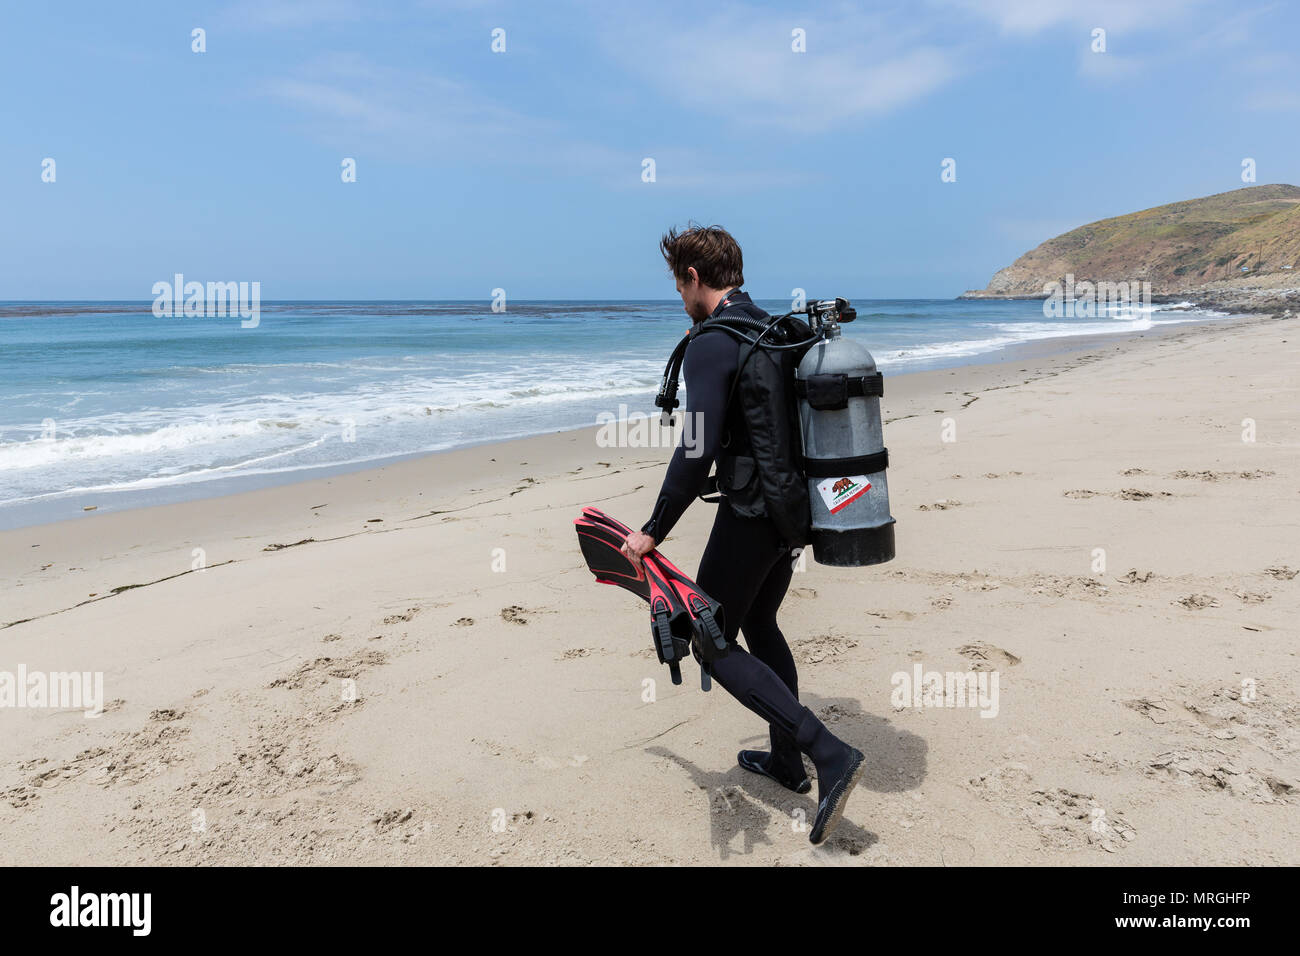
(711, 646, 865, 843)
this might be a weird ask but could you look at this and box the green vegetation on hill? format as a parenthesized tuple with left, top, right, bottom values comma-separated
(964, 184, 1300, 298)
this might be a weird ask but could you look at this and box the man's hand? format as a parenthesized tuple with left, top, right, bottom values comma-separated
(621, 531, 656, 569)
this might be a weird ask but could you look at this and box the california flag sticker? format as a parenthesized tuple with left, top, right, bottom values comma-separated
(817, 475, 871, 514)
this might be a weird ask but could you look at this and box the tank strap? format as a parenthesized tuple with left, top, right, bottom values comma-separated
(794, 372, 883, 409)
(802, 448, 889, 478)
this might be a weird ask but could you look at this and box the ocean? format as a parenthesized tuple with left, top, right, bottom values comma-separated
(0, 298, 1222, 527)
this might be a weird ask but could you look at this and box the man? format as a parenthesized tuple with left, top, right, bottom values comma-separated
(620, 224, 866, 845)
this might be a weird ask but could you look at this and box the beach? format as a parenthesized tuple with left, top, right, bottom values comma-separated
(2, 311, 1297, 866)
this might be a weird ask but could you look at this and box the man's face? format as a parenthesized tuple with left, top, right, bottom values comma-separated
(675, 270, 710, 323)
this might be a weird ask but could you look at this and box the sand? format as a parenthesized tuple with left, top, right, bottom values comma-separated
(2, 313, 1297, 866)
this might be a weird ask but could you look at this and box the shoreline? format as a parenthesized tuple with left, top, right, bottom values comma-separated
(960, 286, 1300, 316)
(0, 308, 1255, 532)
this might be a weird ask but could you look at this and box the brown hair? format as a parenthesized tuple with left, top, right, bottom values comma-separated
(659, 223, 744, 289)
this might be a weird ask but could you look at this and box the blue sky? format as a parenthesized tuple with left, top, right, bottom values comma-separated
(3, 0, 1298, 299)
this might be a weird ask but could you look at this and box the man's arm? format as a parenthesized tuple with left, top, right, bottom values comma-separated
(640, 331, 737, 543)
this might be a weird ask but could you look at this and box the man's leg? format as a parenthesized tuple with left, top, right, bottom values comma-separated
(739, 552, 804, 778)
(693, 503, 783, 645)
(707, 642, 862, 842)
(694, 505, 859, 826)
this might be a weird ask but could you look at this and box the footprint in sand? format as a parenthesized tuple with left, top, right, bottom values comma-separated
(865, 609, 916, 621)
(1170, 469, 1275, 481)
(501, 606, 531, 625)
(194, 719, 362, 803)
(1117, 680, 1298, 804)
(939, 571, 1000, 592)
(1025, 789, 1137, 852)
(1178, 680, 1298, 761)
(969, 761, 1033, 795)
(1117, 569, 1154, 584)
(268, 650, 387, 690)
(1177, 594, 1219, 609)
(382, 607, 421, 625)
(1031, 575, 1107, 598)
(1234, 591, 1270, 604)
(792, 633, 859, 665)
(23, 710, 192, 800)
(1147, 750, 1296, 803)
(451, 617, 474, 627)
(968, 763, 1135, 852)
(1122, 697, 1171, 724)
(1063, 488, 1171, 501)
(957, 642, 1021, 670)
(1263, 566, 1297, 580)
(815, 702, 862, 726)
(917, 499, 961, 511)
(1119, 488, 1170, 500)
(371, 808, 414, 832)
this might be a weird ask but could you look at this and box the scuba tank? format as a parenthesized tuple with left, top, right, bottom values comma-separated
(794, 299, 895, 567)
(654, 295, 894, 568)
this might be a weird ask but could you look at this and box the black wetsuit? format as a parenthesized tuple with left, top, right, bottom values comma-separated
(641, 290, 844, 784)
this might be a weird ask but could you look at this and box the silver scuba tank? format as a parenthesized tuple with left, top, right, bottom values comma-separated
(795, 300, 895, 567)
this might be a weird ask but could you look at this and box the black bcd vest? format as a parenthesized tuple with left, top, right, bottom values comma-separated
(659, 294, 813, 549)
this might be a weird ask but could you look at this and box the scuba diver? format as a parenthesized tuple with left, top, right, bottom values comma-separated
(619, 224, 866, 845)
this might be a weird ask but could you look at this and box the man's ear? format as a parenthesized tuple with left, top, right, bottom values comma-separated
(684, 267, 700, 288)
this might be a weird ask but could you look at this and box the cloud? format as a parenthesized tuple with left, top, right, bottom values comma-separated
(593, 4, 962, 130)
(264, 54, 547, 155)
(1185, 2, 1282, 50)
(261, 47, 817, 190)
(935, 0, 1210, 36)
(263, 55, 784, 190)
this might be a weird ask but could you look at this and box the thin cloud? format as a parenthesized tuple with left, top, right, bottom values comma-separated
(594, 5, 962, 130)
(263, 56, 547, 157)
(262, 52, 814, 190)
(937, 0, 1210, 35)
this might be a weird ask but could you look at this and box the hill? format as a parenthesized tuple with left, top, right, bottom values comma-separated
(962, 185, 1300, 309)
